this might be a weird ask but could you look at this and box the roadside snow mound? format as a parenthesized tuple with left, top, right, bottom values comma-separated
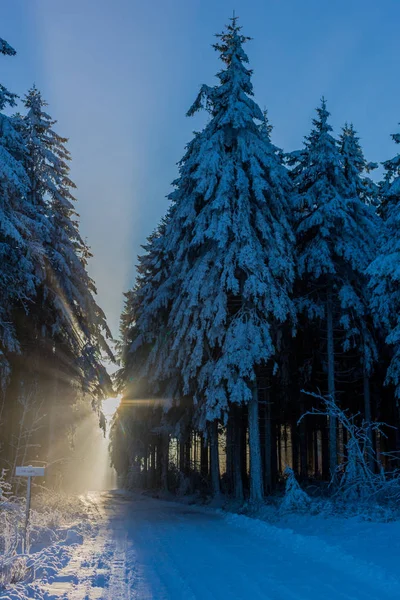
(225, 512, 400, 596)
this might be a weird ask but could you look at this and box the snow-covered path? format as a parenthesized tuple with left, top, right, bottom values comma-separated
(41, 491, 400, 599)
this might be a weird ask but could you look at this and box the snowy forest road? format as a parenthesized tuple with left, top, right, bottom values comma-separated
(42, 491, 400, 600)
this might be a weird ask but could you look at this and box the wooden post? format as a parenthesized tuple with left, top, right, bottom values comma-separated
(16, 466, 45, 552)
(24, 475, 31, 552)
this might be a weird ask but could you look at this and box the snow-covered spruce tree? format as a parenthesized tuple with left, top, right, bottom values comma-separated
(290, 100, 379, 480)
(339, 123, 380, 469)
(0, 38, 21, 384)
(137, 17, 295, 502)
(4, 86, 114, 472)
(114, 216, 177, 491)
(119, 215, 175, 395)
(19, 86, 113, 397)
(339, 123, 378, 207)
(0, 42, 47, 388)
(368, 126, 400, 409)
(0, 37, 17, 113)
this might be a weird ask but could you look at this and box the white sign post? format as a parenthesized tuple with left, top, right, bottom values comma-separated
(15, 466, 45, 551)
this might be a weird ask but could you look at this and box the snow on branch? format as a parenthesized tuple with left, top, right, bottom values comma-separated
(0, 38, 16, 56)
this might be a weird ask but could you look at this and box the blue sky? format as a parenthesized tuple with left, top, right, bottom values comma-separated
(2, 0, 400, 337)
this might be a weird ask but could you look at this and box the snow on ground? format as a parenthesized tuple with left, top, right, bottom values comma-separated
(2, 490, 400, 599)
(268, 510, 400, 578)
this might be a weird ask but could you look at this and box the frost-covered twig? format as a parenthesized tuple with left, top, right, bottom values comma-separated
(299, 391, 399, 501)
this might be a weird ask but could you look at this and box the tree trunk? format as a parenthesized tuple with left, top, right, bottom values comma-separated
(151, 444, 157, 488)
(48, 349, 58, 470)
(327, 287, 337, 481)
(363, 372, 374, 471)
(264, 394, 272, 494)
(277, 422, 282, 475)
(233, 404, 244, 501)
(179, 439, 185, 474)
(284, 424, 289, 466)
(161, 433, 169, 492)
(313, 429, 319, 476)
(343, 425, 348, 463)
(200, 434, 209, 480)
(291, 421, 299, 474)
(184, 437, 191, 476)
(248, 384, 264, 503)
(143, 447, 148, 488)
(321, 420, 330, 480)
(209, 420, 221, 497)
(241, 410, 248, 491)
(299, 404, 308, 479)
(307, 428, 314, 477)
(271, 421, 278, 489)
(226, 412, 234, 495)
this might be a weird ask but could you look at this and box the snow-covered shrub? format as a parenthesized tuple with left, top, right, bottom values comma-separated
(0, 468, 16, 507)
(0, 470, 23, 555)
(280, 467, 311, 514)
(30, 488, 91, 548)
(32, 488, 86, 523)
(0, 470, 26, 588)
(1, 484, 88, 592)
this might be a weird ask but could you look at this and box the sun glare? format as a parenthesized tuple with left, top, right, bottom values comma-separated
(102, 395, 122, 420)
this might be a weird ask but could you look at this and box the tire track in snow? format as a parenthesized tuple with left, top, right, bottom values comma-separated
(101, 492, 400, 600)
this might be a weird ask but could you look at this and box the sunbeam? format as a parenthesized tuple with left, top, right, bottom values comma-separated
(102, 395, 121, 422)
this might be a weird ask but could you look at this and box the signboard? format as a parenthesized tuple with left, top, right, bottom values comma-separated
(15, 466, 46, 551)
(16, 466, 45, 477)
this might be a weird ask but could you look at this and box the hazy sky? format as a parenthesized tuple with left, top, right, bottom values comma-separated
(2, 0, 400, 338)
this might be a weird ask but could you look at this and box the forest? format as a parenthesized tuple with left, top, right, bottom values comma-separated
(4, 8, 400, 599)
(2, 15, 400, 509)
(109, 17, 400, 507)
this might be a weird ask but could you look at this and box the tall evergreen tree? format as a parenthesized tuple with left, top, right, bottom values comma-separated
(18, 86, 113, 397)
(0, 37, 16, 109)
(368, 127, 400, 404)
(339, 123, 378, 207)
(122, 214, 175, 392)
(0, 42, 45, 386)
(114, 213, 179, 492)
(291, 100, 379, 478)
(125, 17, 295, 502)
(0, 48, 113, 478)
(339, 123, 380, 467)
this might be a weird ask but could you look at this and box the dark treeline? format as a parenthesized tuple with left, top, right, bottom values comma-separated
(0, 39, 113, 485)
(110, 18, 400, 503)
